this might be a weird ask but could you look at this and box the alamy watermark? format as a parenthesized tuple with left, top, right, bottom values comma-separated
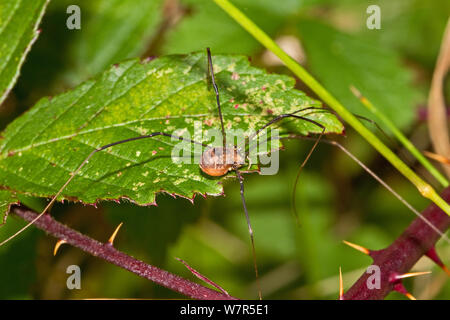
(66, 265, 81, 290)
(366, 5, 381, 30)
(66, 5, 81, 30)
(366, 265, 381, 289)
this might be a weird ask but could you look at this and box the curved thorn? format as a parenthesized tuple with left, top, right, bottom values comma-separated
(53, 239, 67, 256)
(108, 222, 123, 246)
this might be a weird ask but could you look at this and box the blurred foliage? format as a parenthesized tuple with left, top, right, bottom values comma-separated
(61, 0, 163, 85)
(0, 215, 38, 299)
(0, 0, 449, 300)
(162, 0, 301, 55)
(368, 0, 450, 70)
(297, 19, 420, 130)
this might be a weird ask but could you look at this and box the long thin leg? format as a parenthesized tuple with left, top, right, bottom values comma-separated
(245, 109, 394, 225)
(244, 111, 326, 225)
(283, 135, 450, 244)
(291, 128, 324, 226)
(299, 108, 395, 146)
(254, 129, 450, 242)
(247, 107, 326, 144)
(246, 110, 326, 156)
(246, 106, 393, 150)
(0, 132, 207, 247)
(206, 48, 226, 149)
(235, 168, 262, 300)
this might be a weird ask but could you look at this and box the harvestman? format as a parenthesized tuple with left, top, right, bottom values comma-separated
(0, 48, 329, 297)
(2, 48, 448, 298)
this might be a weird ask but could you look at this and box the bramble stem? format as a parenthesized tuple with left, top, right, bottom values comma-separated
(12, 205, 236, 300)
(344, 186, 450, 300)
(212, 0, 450, 217)
(12, 191, 450, 300)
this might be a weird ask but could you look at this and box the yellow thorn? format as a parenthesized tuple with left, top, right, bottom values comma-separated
(108, 222, 123, 246)
(339, 267, 344, 300)
(405, 292, 417, 300)
(53, 239, 67, 256)
(395, 271, 432, 280)
(342, 240, 370, 255)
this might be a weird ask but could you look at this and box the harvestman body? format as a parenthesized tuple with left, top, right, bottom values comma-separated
(200, 146, 244, 176)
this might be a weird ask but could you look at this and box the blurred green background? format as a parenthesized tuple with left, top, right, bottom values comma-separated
(1, 0, 449, 299)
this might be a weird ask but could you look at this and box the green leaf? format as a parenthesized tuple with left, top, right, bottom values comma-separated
(163, 0, 301, 55)
(297, 19, 420, 130)
(0, 0, 50, 105)
(0, 189, 17, 219)
(0, 52, 343, 206)
(62, 0, 163, 84)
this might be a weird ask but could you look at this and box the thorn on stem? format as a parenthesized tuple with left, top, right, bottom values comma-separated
(393, 282, 417, 300)
(423, 151, 450, 165)
(425, 247, 450, 276)
(391, 271, 432, 280)
(175, 257, 230, 296)
(404, 292, 417, 301)
(53, 239, 67, 256)
(107, 222, 123, 246)
(389, 271, 429, 300)
(342, 240, 371, 255)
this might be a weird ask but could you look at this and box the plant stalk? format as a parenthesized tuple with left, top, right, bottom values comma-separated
(12, 205, 236, 300)
(350, 86, 449, 188)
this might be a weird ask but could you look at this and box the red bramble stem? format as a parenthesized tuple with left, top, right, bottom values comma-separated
(12, 205, 236, 300)
(10, 185, 450, 300)
(344, 187, 450, 300)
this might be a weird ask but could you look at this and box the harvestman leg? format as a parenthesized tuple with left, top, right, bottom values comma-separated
(206, 47, 264, 298)
(245, 108, 393, 224)
(282, 135, 450, 243)
(0, 133, 207, 246)
(244, 111, 326, 226)
(252, 114, 450, 242)
(233, 110, 327, 299)
(207, 48, 227, 148)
